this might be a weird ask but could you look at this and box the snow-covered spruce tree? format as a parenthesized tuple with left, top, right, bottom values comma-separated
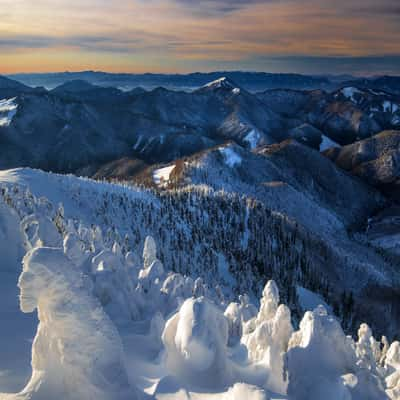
(384, 341, 400, 399)
(242, 281, 293, 395)
(14, 247, 137, 400)
(286, 306, 388, 400)
(162, 296, 232, 389)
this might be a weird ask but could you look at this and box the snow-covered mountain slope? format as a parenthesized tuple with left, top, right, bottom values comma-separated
(365, 205, 400, 259)
(0, 77, 286, 172)
(0, 168, 304, 305)
(257, 86, 400, 146)
(0, 81, 274, 171)
(0, 167, 398, 399)
(138, 142, 400, 337)
(323, 130, 400, 265)
(324, 130, 400, 199)
(127, 79, 285, 158)
(0, 98, 18, 127)
(167, 141, 382, 235)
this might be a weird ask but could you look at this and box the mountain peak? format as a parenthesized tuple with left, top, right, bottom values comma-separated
(197, 76, 241, 93)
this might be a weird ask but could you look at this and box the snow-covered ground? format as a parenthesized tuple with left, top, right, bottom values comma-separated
(0, 98, 18, 127)
(0, 168, 398, 400)
(320, 134, 341, 151)
(153, 165, 176, 187)
(383, 101, 399, 114)
(219, 147, 242, 167)
(339, 87, 363, 102)
(244, 129, 261, 150)
(296, 286, 331, 313)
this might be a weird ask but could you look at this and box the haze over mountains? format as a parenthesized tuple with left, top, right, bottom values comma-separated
(1, 71, 400, 399)
(6, 71, 337, 91)
(7, 70, 400, 93)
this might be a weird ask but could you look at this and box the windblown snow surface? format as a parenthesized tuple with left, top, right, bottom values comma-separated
(0, 168, 398, 400)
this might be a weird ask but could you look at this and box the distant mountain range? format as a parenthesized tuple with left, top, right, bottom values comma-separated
(6, 70, 334, 91)
(1, 74, 399, 175)
(7, 70, 400, 94)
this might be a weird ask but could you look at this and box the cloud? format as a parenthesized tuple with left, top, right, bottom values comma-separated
(1, 0, 400, 74)
(0, 32, 177, 54)
(0, 35, 56, 49)
(347, 0, 400, 17)
(171, 0, 268, 16)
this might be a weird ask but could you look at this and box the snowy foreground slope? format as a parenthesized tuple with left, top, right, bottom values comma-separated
(0, 168, 399, 399)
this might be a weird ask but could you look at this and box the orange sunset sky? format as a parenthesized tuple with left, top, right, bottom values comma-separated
(1, 0, 400, 75)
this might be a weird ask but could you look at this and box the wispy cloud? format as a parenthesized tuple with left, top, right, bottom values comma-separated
(170, 0, 271, 16)
(0, 35, 55, 49)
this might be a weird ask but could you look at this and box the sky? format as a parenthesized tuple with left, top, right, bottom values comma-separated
(0, 0, 399, 75)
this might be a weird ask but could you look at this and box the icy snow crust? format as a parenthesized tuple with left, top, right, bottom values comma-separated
(0, 168, 398, 399)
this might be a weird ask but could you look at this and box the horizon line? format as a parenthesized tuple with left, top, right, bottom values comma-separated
(3, 69, 398, 78)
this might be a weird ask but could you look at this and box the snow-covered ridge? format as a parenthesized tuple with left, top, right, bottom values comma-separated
(339, 87, 363, 102)
(203, 77, 230, 87)
(0, 168, 399, 399)
(0, 97, 18, 127)
(334, 87, 400, 123)
(201, 77, 240, 92)
(0, 168, 154, 205)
